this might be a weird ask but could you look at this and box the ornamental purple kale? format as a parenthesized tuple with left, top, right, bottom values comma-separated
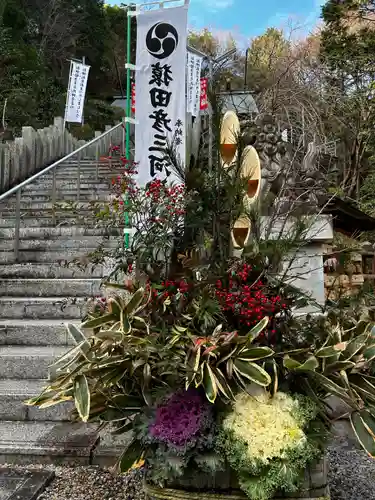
(149, 389, 213, 449)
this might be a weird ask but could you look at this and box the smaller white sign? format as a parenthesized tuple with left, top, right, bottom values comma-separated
(65, 62, 90, 123)
(187, 52, 202, 117)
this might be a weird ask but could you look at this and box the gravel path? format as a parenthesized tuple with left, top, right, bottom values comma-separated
(3, 441, 375, 499)
(328, 440, 375, 500)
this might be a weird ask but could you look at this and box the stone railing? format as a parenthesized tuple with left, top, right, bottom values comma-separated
(0, 117, 124, 194)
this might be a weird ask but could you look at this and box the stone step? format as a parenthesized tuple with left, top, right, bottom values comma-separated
(22, 181, 111, 191)
(47, 171, 121, 178)
(0, 297, 85, 319)
(50, 167, 121, 173)
(0, 216, 106, 226)
(0, 237, 118, 250)
(92, 426, 132, 467)
(0, 218, 89, 228)
(0, 201, 111, 211)
(49, 163, 122, 168)
(0, 319, 76, 346)
(0, 278, 102, 297)
(0, 227, 121, 239)
(0, 249, 114, 264)
(0, 263, 107, 279)
(45, 161, 122, 167)
(0, 218, 114, 229)
(0, 421, 99, 465)
(18, 193, 112, 202)
(0, 379, 73, 421)
(0, 346, 67, 379)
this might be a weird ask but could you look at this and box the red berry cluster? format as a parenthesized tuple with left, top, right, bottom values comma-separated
(215, 263, 286, 328)
(145, 179, 164, 202)
(145, 179, 185, 218)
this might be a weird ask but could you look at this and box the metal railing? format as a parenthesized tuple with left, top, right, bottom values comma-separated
(0, 122, 125, 261)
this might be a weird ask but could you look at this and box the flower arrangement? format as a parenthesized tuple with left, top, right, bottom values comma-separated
(29, 109, 375, 499)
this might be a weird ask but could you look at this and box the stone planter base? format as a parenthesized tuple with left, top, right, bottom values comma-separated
(145, 483, 330, 500)
(144, 458, 330, 500)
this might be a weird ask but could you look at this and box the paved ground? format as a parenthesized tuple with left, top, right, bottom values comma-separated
(0, 468, 53, 500)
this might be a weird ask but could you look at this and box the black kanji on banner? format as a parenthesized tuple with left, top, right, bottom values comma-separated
(149, 63, 173, 87)
(147, 61, 176, 178)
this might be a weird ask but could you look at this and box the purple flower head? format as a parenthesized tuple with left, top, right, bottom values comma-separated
(150, 389, 213, 448)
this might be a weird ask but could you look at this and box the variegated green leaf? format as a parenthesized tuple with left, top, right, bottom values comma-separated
(283, 356, 301, 370)
(344, 332, 371, 360)
(203, 363, 218, 403)
(74, 374, 90, 422)
(174, 325, 188, 333)
(212, 324, 223, 337)
(359, 410, 375, 439)
(38, 395, 73, 409)
(226, 358, 234, 379)
(316, 343, 347, 358)
(324, 361, 355, 373)
(295, 356, 319, 372)
(272, 359, 278, 394)
(95, 330, 124, 341)
(350, 411, 375, 457)
(214, 367, 234, 400)
(364, 344, 375, 361)
(143, 363, 151, 387)
(66, 324, 89, 347)
(50, 342, 86, 369)
(248, 317, 269, 342)
(238, 346, 274, 361)
(24, 390, 59, 407)
(117, 440, 143, 473)
(233, 360, 271, 387)
(81, 313, 117, 329)
(110, 395, 143, 410)
(121, 310, 131, 334)
(313, 372, 351, 401)
(351, 376, 375, 403)
(186, 347, 201, 390)
(108, 297, 123, 318)
(124, 288, 145, 315)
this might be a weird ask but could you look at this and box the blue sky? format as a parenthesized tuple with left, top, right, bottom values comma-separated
(109, 1, 325, 46)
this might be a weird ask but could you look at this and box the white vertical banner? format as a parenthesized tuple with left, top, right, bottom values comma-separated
(187, 52, 203, 117)
(135, 5, 189, 185)
(65, 61, 90, 124)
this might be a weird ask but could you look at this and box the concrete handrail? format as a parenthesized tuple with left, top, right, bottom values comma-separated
(0, 122, 123, 202)
(0, 121, 125, 261)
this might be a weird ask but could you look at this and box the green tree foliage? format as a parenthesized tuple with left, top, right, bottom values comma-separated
(187, 29, 243, 90)
(320, 0, 375, 199)
(0, 0, 132, 135)
(245, 28, 290, 92)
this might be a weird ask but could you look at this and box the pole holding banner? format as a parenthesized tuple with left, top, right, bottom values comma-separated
(134, 2, 189, 186)
(82, 56, 86, 126)
(63, 61, 74, 130)
(123, 0, 190, 249)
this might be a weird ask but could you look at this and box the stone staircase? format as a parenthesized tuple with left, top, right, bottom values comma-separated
(0, 159, 128, 465)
